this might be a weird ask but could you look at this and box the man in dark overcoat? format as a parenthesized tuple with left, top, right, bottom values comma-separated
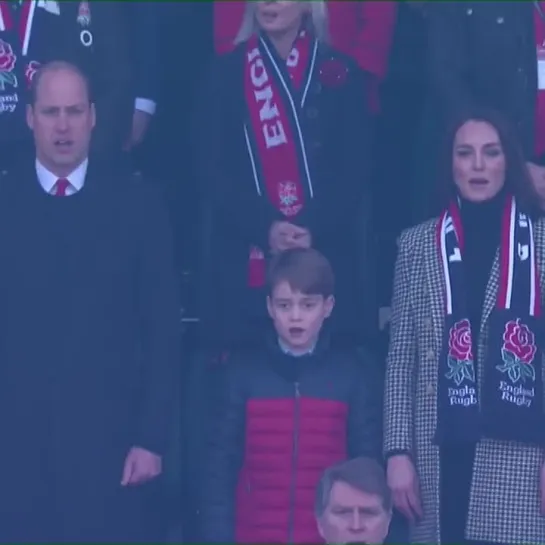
(0, 60, 179, 543)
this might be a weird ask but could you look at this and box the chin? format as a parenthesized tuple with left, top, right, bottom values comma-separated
(258, 21, 285, 34)
(465, 190, 498, 202)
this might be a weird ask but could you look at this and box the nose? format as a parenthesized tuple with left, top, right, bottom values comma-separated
(350, 511, 364, 532)
(289, 305, 302, 321)
(55, 112, 69, 132)
(473, 151, 485, 171)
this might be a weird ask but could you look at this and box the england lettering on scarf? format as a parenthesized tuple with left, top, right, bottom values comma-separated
(0, 92, 17, 113)
(247, 47, 287, 149)
(448, 385, 477, 407)
(499, 381, 534, 407)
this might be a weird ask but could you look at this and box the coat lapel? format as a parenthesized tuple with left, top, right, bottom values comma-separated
(424, 221, 445, 350)
(534, 220, 545, 306)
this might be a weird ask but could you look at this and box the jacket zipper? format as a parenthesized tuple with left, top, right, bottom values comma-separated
(287, 381, 301, 544)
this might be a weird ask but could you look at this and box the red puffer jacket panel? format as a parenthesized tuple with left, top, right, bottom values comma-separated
(236, 397, 347, 543)
(199, 340, 382, 544)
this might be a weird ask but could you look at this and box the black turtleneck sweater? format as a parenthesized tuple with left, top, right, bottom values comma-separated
(459, 191, 504, 346)
(440, 190, 505, 544)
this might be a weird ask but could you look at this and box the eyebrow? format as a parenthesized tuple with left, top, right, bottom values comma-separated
(456, 141, 500, 148)
(332, 504, 382, 512)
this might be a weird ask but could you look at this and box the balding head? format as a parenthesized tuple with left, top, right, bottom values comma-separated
(29, 61, 92, 106)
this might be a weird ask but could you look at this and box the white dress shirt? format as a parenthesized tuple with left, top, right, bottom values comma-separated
(35, 158, 88, 196)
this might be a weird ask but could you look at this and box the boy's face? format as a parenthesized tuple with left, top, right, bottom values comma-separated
(267, 280, 334, 354)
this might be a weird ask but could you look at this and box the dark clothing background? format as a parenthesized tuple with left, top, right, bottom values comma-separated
(372, 3, 428, 305)
(194, 41, 376, 352)
(127, 2, 159, 104)
(428, 1, 537, 156)
(0, 164, 180, 542)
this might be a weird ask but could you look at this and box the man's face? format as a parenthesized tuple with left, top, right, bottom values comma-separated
(318, 481, 391, 545)
(267, 281, 333, 354)
(27, 68, 95, 176)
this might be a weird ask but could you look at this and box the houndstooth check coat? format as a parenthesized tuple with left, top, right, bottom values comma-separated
(384, 216, 545, 544)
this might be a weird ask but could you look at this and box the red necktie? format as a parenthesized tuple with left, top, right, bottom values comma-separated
(54, 178, 71, 197)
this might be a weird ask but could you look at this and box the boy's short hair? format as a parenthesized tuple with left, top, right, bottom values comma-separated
(267, 248, 335, 297)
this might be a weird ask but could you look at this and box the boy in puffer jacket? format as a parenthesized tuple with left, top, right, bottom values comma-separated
(199, 248, 382, 544)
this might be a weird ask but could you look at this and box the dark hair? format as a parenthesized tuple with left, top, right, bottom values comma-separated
(315, 457, 392, 517)
(267, 248, 334, 298)
(28, 60, 93, 105)
(436, 107, 541, 217)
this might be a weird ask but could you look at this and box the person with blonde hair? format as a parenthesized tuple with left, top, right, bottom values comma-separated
(213, 0, 397, 113)
(195, 0, 375, 354)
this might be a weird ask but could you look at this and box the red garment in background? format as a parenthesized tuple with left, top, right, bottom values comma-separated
(534, 2, 545, 157)
(213, 0, 397, 113)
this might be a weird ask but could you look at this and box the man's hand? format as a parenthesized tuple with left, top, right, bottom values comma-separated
(121, 446, 162, 486)
(269, 221, 311, 253)
(387, 454, 422, 522)
(123, 110, 152, 151)
(527, 161, 545, 209)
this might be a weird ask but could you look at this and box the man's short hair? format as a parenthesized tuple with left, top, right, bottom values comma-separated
(28, 60, 93, 105)
(267, 248, 335, 298)
(315, 457, 392, 518)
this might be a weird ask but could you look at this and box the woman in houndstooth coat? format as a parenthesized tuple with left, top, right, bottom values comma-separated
(384, 109, 545, 545)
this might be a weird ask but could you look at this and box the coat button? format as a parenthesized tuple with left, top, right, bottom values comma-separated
(426, 383, 435, 395)
(307, 107, 318, 119)
(496, 16, 504, 24)
(427, 348, 435, 360)
(466, 8, 472, 15)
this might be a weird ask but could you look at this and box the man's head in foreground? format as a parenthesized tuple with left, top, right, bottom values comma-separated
(315, 457, 392, 544)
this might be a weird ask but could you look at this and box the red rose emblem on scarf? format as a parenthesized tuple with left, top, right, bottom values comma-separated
(318, 58, 348, 88)
(503, 319, 536, 365)
(25, 61, 41, 86)
(0, 39, 16, 72)
(448, 319, 474, 361)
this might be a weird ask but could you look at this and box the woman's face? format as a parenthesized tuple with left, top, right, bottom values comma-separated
(255, 1, 307, 37)
(452, 120, 506, 202)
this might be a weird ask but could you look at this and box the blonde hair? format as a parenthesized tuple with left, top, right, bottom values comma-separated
(234, 1, 329, 45)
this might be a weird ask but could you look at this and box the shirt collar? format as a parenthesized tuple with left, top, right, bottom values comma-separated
(35, 158, 89, 194)
(278, 337, 316, 357)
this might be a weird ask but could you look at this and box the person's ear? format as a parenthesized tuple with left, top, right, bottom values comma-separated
(316, 517, 326, 540)
(324, 295, 335, 318)
(26, 104, 34, 130)
(267, 296, 274, 319)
